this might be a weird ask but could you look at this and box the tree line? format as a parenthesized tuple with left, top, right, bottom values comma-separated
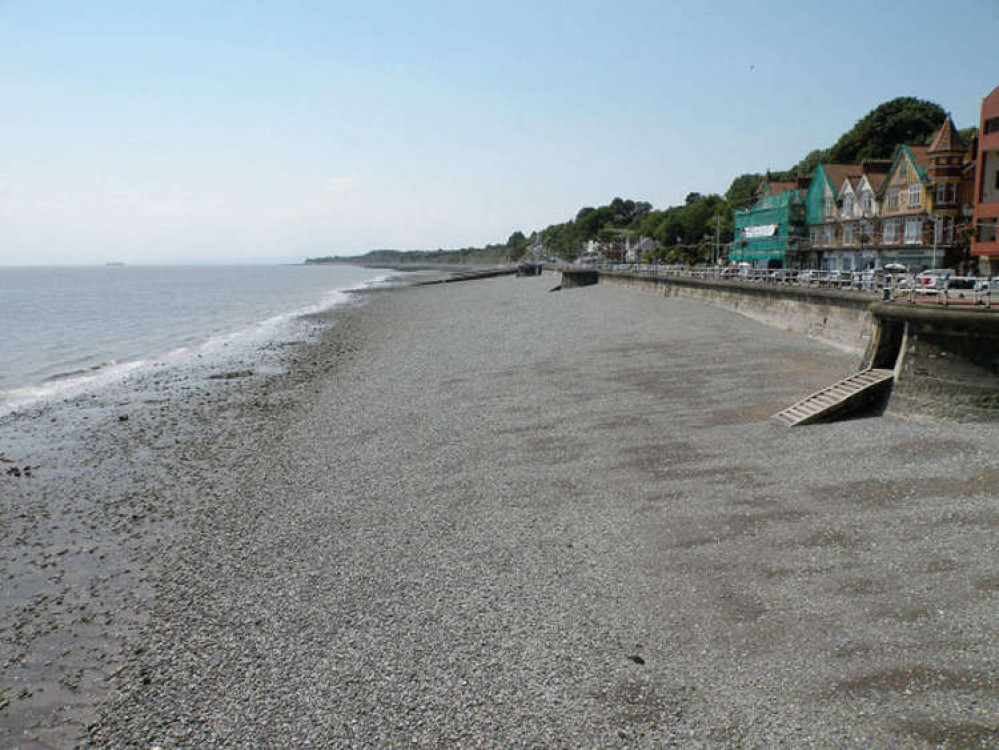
(308, 97, 977, 267)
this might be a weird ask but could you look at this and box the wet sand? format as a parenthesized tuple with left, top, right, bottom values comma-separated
(2, 275, 998, 747)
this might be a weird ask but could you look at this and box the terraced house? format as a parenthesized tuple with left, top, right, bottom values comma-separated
(836, 160, 890, 268)
(877, 143, 938, 267)
(730, 176, 807, 269)
(803, 163, 862, 269)
(798, 116, 974, 272)
(800, 160, 893, 271)
(877, 117, 975, 269)
(734, 116, 976, 271)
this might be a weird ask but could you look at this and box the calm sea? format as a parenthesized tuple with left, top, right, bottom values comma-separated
(0, 264, 391, 414)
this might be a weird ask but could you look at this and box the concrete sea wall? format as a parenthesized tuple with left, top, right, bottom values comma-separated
(593, 270, 875, 353)
(869, 303, 999, 420)
(555, 267, 999, 421)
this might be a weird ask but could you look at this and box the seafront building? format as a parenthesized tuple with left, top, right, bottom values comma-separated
(804, 117, 975, 272)
(876, 143, 941, 269)
(581, 85, 997, 272)
(732, 114, 979, 272)
(972, 85, 999, 273)
(729, 177, 808, 268)
(803, 163, 864, 269)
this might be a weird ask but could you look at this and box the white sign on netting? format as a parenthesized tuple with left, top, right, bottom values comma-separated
(744, 224, 778, 239)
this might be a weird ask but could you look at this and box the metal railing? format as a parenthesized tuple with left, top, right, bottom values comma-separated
(556, 262, 996, 308)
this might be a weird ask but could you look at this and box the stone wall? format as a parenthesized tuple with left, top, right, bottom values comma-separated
(598, 271, 875, 354)
(545, 267, 999, 421)
(869, 303, 999, 420)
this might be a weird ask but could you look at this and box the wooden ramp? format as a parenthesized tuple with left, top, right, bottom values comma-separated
(773, 368, 895, 427)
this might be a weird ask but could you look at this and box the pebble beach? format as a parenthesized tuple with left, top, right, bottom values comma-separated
(2, 273, 998, 747)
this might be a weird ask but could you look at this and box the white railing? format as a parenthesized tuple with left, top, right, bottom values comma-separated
(553, 262, 996, 307)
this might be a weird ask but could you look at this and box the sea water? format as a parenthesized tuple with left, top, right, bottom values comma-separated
(0, 264, 392, 415)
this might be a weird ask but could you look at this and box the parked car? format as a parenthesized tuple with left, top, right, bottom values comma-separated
(947, 276, 977, 291)
(826, 270, 851, 284)
(861, 268, 886, 286)
(916, 268, 955, 290)
(796, 269, 825, 284)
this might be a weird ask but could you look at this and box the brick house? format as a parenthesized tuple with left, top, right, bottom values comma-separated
(971, 85, 999, 273)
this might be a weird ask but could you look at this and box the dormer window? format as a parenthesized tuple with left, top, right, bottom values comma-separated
(861, 192, 873, 213)
(908, 184, 922, 206)
(824, 197, 835, 218)
(843, 195, 855, 215)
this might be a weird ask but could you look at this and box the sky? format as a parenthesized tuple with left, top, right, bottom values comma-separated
(1, 0, 997, 265)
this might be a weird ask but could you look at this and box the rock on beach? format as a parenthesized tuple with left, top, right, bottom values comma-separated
(2, 274, 998, 747)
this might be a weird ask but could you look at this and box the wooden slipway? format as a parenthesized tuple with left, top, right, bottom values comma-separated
(773, 368, 895, 427)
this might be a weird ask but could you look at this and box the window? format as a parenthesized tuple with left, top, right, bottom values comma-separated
(809, 227, 818, 243)
(905, 218, 923, 244)
(843, 223, 854, 245)
(824, 197, 835, 218)
(884, 219, 898, 243)
(985, 117, 999, 135)
(861, 191, 873, 213)
(843, 195, 855, 215)
(981, 219, 997, 243)
(908, 183, 922, 206)
(936, 183, 955, 204)
(887, 189, 899, 211)
(822, 225, 834, 244)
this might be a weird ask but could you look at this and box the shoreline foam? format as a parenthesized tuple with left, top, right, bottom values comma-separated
(0, 270, 397, 420)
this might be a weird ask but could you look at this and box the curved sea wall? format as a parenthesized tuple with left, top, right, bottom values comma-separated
(554, 268, 999, 421)
(589, 270, 875, 353)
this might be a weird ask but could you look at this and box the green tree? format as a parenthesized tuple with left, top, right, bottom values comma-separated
(725, 173, 763, 207)
(959, 126, 978, 144)
(789, 149, 829, 178)
(827, 97, 947, 163)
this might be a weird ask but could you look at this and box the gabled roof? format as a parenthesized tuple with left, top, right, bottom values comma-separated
(879, 145, 931, 194)
(820, 164, 863, 193)
(837, 177, 858, 199)
(859, 159, 891, 192)
(765, 181, 798, 196)
(861, 172, 887, 192)
(928, 114, 965, 153)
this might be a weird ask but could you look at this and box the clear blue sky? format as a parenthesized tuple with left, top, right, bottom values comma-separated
(1, 0, 997, 264)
